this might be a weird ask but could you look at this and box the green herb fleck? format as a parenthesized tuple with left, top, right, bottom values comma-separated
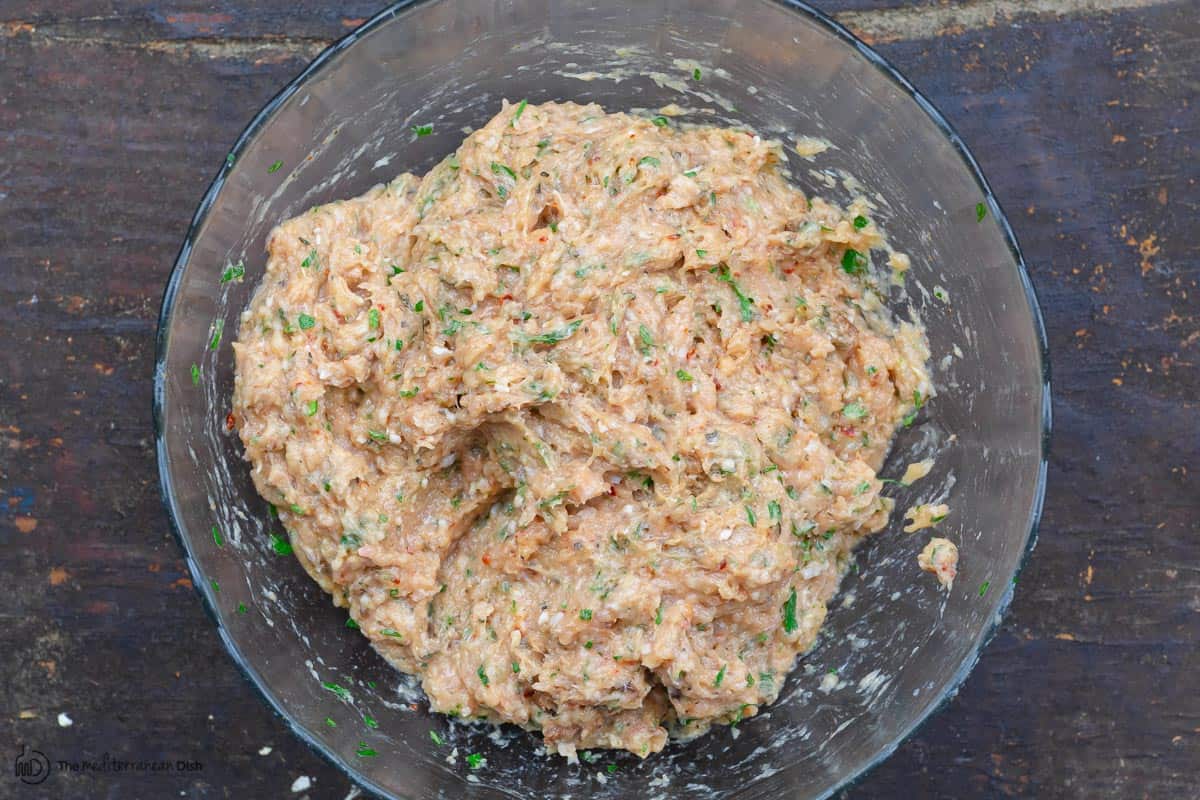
(345, 617, 359, 630)
(477, 665, 489, 686)
(367, 308, 380, 330)
(268, 159, 283, 174)
(580, 608, 593, 621)
(414, 299, 424, 312)
(651, 115, 669, 127)
(712, 264, 755, 321)
(356, 743, 377, 758)
(842, 402, 868, 420)
(220, 262, 245, 283)
(512, 99, 527, 126)
(638, 155, 661, 168)
(841, 248, 867, 275)
(367, 430, 388, 442)
(398, 387, 420, 398)
(692, 67, 702, 81)
(768, 500, 781, 522)
(270, 533, 293, 555)
(745, 505, 757, 526)
(412, 124, 433, 137)
(979, 581, 991, 597)
(301, 249, 318, 269)
(190, 363, 200, 385)
(782, 587, 798, 633)
(322, 681, 351, 702)
(638, 324, 655, 354)
(211, 525, 223, 547)
(466, 753, 485, 769)
(298, 313, 315, 330)
(430, 730, 446, 746)
(655, 604, 664, 625)
(237, 602, 247, 614)
(976, 202, 987, 222)
(676, 369, 694, 382)
(325, 717, 336, 728)
(519, 319, 582, 346)
(491, 161, 517, 180)
(208, 319, 224, 350)
(363, 714, 378, 728)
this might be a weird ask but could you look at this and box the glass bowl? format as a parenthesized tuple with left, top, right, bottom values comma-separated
(153, 1, 1050, 798)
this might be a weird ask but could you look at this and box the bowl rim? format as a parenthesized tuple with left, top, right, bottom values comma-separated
(152, 1, 1052, 797)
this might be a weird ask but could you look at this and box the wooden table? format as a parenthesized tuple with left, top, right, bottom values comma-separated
(2, 1, 1195, 797)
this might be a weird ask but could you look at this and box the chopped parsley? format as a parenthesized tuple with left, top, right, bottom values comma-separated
(237, 602, 247, 614)
(356, 743, 377, 758)
(512, 99, 527, 126)
(466, 753, 485, 769)
(190, 363, 200, 385)
(714, 665, 726, 687)
(477, 665, 489, 686)
(208, 319, 224, 350)
(782, 587, 798, 633)
(712, 264, 755, 321)
(655, 604, 664, 625)
(638, 324, 655, 354)
(518, 319, 582, 345)
(398, 387, 420, 398)
(267, 159, 283, 174)
(325, 717, 336, 728)
(902, 390, 925, 427)
(363, 714, 378, 728)
(368, 309, 380, 330)
(429, 730, 446, 746)
(269, 533, 292, 555)
(211, 525, 223, 547)
(651, 115, 669, 127)
(744, 505, 757, 526)
(322, 681, 351, 702)
(220, 262, 245, 283)
(298, 313, 315, 330)
(853, 215, 869, 229)
(411, 123, 433, 137)
(580, 608, 593, 621)
(841, 248, 867, 275)
(345, 617, 359, 630)
(979, 581, 991, 597)
(768, 500, 781, 522)
(490, 161, 517, 180)
(414, 299, 424, 312)
(976, 202, 988, 222)
(676, 368, 694, 382)
(637, 155, 661, 168)
(367, 430, 388, 442)
(692, 67, 702, 81)
(381, 628, 403, 638)
(842, 402, 868, 420)
(301, 249, 318, 269)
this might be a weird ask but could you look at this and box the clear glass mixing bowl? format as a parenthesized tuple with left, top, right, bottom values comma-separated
(153, 2, 1050, 797)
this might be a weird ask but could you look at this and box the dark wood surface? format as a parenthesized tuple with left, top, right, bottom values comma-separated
(2, 1, 1196, 797)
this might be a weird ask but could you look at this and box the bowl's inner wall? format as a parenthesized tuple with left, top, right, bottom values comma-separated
(158, 1, 1045, 798)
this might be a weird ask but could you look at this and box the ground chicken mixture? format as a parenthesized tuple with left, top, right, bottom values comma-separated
(232, 101, 931, 757)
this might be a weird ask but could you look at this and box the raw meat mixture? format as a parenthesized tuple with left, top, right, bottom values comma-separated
(232, 101, 931, 757)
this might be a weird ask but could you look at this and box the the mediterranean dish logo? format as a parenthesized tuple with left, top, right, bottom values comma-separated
(12, 745, 203, 786)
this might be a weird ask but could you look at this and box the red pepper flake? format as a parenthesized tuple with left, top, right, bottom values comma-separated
(608, 486, 617, 496)
(225, 412, 236, 431)
(481, 553, 492, 566)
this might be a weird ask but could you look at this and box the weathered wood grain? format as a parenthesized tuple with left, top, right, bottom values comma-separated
(1, 1, 1196, 797)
